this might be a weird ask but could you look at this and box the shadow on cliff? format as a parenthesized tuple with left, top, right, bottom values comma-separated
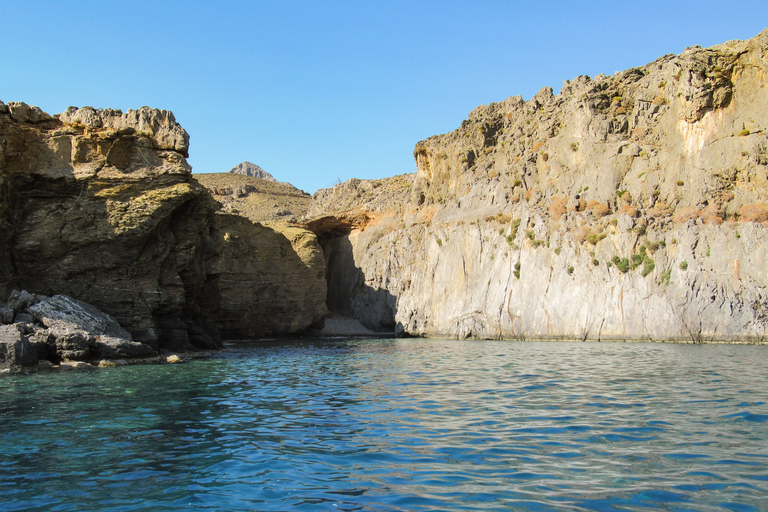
(317, 227, 400, 335)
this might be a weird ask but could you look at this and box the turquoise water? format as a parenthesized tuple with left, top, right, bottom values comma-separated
(1, 339, 768, 511)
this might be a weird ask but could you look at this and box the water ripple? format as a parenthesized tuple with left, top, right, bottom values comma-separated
(1, 339, 768, 511)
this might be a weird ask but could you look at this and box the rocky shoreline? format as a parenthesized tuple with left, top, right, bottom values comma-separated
(0, 289, 172, 371)
(0, 100, 326, 361)
(3, 30, 768, 365)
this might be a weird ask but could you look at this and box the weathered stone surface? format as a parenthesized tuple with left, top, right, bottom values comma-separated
(13, 312, 34, 324)
(91, 335, 157, 360)
(0, 324, 37, 368)
(0, 103, 327, 349)
(199, 215, 327, 338)
(0, 307, 13, 324)
(7, 102, 51, 124)
(29, 294, 133, 340)
(7, 289, 38, 314)
(53, 330, 96, 361)
(307, 30, 768, 343)
(0, 290, 156, 363)
(59, 105, 190, 156)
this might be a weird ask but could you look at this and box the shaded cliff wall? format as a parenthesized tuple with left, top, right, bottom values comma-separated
(0, 102, 326, 349)
(308, 30, 768, 342)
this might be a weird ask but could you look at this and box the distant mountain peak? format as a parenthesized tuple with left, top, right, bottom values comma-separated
(228, 161, 276, 181)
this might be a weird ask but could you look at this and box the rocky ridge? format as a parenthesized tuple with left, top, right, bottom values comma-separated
(0, 102, 327, 356)
(306, 30, 768, 342)
(229, 161, 276, 181)
(195, 172, 311, 223)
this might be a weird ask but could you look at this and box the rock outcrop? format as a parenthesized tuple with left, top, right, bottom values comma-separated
(307, 30, 768, 342)
(228, 161, 276, 181)
(0, 290, 158, 370)
(0, 103, 326, 352)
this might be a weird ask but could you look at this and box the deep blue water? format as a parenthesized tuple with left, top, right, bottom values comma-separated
(1, 339, 768, 511)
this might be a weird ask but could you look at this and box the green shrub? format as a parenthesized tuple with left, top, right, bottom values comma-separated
(613, 256, 630, 273)
(510, 219, 521, 239)
(676, 180, 685, 186)
(587, 233, 607, 245)
(659, 269, 671, 285)
(679, 261, 688, 271)
(592, 259, 599, 266)
(436, 238, 443, 247)
(567, 266, 575, 275)
(641, 256, 655, 277)
(514, 262, 521, 279)
(554, 248, 561, 255)
(738, 129, 751, 137)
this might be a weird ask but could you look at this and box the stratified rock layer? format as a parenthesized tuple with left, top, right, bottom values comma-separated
(307, 30, 768, 342)
(0, 103, 326, 350)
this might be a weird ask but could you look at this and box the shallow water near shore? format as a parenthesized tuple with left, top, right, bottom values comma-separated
(1, 339, 768, 511)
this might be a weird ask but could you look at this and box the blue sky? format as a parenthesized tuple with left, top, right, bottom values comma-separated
(2, 1, 767, 193)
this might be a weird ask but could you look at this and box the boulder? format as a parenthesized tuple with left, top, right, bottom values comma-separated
(0, 306, 13, 324)
(53, 329, 96, 361)
(92, 335, 157, 360)
(29, 295, 132, 340)
(28, 294, 147, 361)
(0, 325, 38, 368)
(14, 312, 34, 324)
(6, 289, 38, 314)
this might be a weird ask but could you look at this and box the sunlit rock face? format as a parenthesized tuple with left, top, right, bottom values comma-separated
(307, 30, 768, 342)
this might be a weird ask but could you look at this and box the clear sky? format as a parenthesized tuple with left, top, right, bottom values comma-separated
(2, 1, 766, 193)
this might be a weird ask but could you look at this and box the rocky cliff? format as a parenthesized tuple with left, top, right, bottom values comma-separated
(0, 102, 326, 353)
(307, 30, 768, 342)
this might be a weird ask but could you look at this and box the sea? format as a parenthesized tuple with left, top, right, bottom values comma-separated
(1, 338, 767, 511)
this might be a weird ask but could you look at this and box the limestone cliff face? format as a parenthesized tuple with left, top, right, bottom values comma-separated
(0, 102, 326, 350)
(308, 30, 768, 342)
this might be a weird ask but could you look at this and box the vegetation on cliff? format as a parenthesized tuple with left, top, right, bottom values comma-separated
(306, 30, 768, 342)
